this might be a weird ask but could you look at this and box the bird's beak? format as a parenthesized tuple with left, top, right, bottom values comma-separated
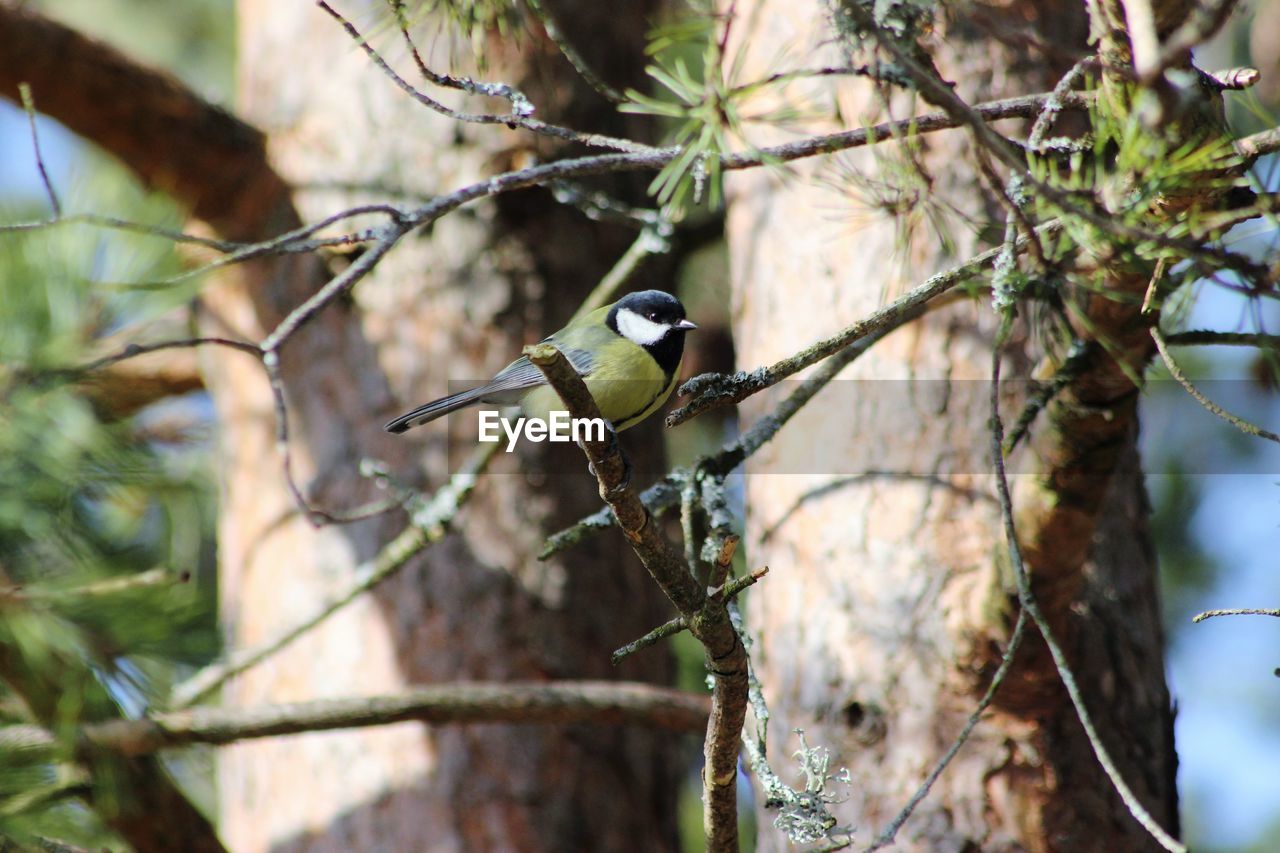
(674, 319, 698, 330)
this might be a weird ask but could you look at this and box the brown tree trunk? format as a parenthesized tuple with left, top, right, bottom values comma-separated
(724, 2, 1177, 849)
(207, 2, 681, 849)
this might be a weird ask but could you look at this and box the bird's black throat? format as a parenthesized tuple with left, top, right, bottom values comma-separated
(646, 329, 688, 377)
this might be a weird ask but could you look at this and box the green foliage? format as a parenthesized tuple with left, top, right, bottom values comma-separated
(0, 180, 218, 846)
(621, 7, 734, 215)
(1027, 81, 1244, 272)
(392, 0, 524, 70)
(621, 4, 792, 217)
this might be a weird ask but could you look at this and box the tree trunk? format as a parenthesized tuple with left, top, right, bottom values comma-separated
(724, 2, 1177, 849)
(207, 2, 680, 849)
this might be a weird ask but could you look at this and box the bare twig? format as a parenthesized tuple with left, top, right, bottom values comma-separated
(1003, 341, 1095, 453)
(729, 65, 872, 96)
(539, 477, 682, 557)
(259, 234, 405, 525)
(523, 0, 626, 103)
(1164, 330, 1280, 348)
(1138, 0, 1237, 85)
(667, 227, 1053, 427)
(18, 336, 261, 398)
(573, 224, 671, 320)
(37, 203, 403, 293)
(1192, 607, 1280, 623)
(10, 681, 713, 761)
(863, 609, 1028, 851)
(0, 211, 237, 249)
(320, 1, 654, 154)
(1151, 326, 1280, 444)
(989, 332, 1186, 853)
(525, 342, 749, 853)
(18, 82, 60, 217)
(1205, 66, 1260, 91)
(168, 444, 493, 710)
(849, 4, 1270, 285)
(1237, 127, 1280, 163)
(611, 567, 769, 665)
(0, 568, 188, 603)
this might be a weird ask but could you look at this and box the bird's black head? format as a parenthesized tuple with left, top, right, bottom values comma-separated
(607, 290, 697, 374)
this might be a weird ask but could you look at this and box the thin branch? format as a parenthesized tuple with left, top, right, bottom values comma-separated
(4, 88, 1110, 292)
(0, 568, 188, 604)
(1163, 330, 1280, 348)
(1204, 67, 1260, 91)
(863, 609, 1028, 851)
(9, 682, 713, 762)
(523, 0, 626, 103)
(320, 1, 654, 154)
(849, 2, 1271, 285)
(729, 65, 872, 96)
(1138, 0, 1238, 85)
(0, 3, 292, 244)
(539, 477, 682, 558)
(1028, 57, 1096, 151)
(1003, 341, 1095, 453)
(19, 336, 261, 397)
(386, 0, 531, 107)
(1151, 326, 1280, 444)
(131, 204, 402, 292)
(722, 90, 1091, 171)
(259, 233, 405, 524)
(1237, 126, 1280, 162)
(525, 342, 749, 853)
(611, 567, 769, 665)
(18, 82, 60, 217)
(168, 444, 493, 710)
(667, 228, 1052, 427)
(1192, 608, 1280, 623)
(0, 211, 242, 250)
(989, 332, 1186, 853)
(572, 224, 671, 320)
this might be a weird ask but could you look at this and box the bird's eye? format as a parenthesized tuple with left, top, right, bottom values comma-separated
(647, 312, 657, 320)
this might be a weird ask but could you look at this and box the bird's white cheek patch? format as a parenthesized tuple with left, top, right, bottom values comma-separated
(616, 309, 669, 346)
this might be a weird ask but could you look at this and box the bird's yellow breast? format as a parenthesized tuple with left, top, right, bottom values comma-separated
(522, 353, 680, 431)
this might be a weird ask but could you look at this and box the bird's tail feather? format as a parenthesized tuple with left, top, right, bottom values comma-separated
(384, 388, 490, 434)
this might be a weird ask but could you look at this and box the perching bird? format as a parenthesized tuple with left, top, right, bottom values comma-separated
(384, 290, 697, 434)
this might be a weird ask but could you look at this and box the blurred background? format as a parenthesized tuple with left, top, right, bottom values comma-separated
(0, 0, 1277, 849)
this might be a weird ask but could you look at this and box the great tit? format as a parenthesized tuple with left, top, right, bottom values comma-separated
(384, 290, 697, 434)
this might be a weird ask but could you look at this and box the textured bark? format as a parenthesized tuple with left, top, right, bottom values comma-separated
(724, 1, 1177, 850)
(209, 2, 681, 851)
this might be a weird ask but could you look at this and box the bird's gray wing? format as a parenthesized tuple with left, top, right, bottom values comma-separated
(477, 346, 594, 402)
(384, 346, 593, 434)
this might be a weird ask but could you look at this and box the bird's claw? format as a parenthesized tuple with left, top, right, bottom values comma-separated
(587, 425, 632, 493)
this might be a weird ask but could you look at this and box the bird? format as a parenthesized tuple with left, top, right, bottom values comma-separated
(384, 290, 697, 435)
